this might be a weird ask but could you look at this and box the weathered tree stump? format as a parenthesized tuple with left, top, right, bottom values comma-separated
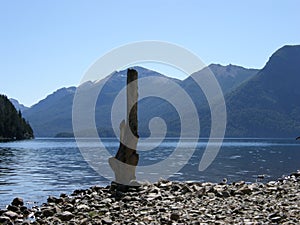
(109, 69, 139, 185)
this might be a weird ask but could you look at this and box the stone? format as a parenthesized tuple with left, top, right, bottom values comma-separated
(270, 216, 282, 223)
(181, 184, 193, 194)
(7, 205, 19, 212)
(20, 206, 28, 213)
(170, 212, 180, 221)
(2, 170, 300, 224)
(47, 196, 63, 204)
(266, 186, 278, 192)
(57, 211, 74, 221)
(0, 216, 11, 223)
(76, 204, 90, 211)
(159, 181, 172, 188)
(101, 198, 112, 204)
(11, 197, 24, 207)
(236, 187, 252, 195)
(102, 216, 113, 224)
(0, 216, 12, 224)
(80, 217, 90, 225)
(207, 192, 215, 198)
(3, 211, 19, 220)
(60, 193, 68, 198)
(15, 218, 24, 223)
(221, 191, 231, 198)
(42, 208, 55, 217)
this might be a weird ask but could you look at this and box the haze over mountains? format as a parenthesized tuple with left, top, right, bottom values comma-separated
(16, 45, 300, 138)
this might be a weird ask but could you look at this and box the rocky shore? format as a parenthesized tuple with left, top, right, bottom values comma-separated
(1, 171, 300, 225)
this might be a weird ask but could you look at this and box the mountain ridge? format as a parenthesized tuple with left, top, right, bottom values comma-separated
(21, 45, 300, 138)
(22, 64, 258, 137)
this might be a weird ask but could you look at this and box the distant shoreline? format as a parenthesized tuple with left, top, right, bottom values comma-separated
(0, 137, 34, 143)
(0, 137, 14, 142)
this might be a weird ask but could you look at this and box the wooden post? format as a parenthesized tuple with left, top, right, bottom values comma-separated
(109, 69, 139, 185)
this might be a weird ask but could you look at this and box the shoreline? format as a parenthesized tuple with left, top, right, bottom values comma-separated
(0, 171, 300, 224)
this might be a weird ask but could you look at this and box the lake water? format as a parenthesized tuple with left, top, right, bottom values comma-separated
(0, 138, 299, 208)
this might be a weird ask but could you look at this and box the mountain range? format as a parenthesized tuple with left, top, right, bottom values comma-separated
(17, 45, 300, 138)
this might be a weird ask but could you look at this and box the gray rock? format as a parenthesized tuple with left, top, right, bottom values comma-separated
(42, 208, 55, 217)
(11, 197, 24, 207)
(76, 204, 90, 211)
(57, 211, 74, 221)
(236, 187, 252, 195)
(4, 170, 300, 224)
(170, 212, 180, 221)
(15, 218, 24, 223)
(101, 198, 112, 204)
(0, 216, 12, 224)
(221, 191, 231, 198)
(3, 211, 19, 220)
(102, 216, 113, 224)
(47, 196, 63, 204)
(80, 217, 90, 225)
(60, 193, 68, 198)
(159, 181, 172, 188)
(270, 216, 282, 223)
(7, 205, 19, 212)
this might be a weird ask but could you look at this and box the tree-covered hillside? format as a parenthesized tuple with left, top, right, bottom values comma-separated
(226, 45, 300, 137)
(0, 94, 34, 141)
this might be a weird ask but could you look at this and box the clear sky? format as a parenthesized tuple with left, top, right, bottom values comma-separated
(0, 0, 299, 106)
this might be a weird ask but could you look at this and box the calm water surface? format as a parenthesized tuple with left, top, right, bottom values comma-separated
(0, 138, 299, 208)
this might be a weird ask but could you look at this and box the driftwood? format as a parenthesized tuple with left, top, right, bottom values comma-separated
(109, 69, 139, 185)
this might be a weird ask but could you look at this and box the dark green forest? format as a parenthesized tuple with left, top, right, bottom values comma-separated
(0, 94, 34, 141)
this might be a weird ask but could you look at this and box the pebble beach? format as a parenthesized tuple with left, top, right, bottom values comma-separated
(1, 171, 300, 224)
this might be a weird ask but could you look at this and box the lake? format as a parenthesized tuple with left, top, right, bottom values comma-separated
(0, 138, 299, 208)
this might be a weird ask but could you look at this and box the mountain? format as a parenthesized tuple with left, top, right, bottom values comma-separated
(23, 67, 176, 137)
(23, 87, 76, 137)
(226, 45, 300, 137)
(20, 45, 300, 138)
(9, 98, 29, 112)
(0, 95, 34, 141)
(23, 65, 256, 137)
(180, 64, 258, 114)
(136, 64, 258, 137)
(184, 64, 258, 95)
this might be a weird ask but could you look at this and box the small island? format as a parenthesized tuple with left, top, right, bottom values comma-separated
(0, 94, 34, 142)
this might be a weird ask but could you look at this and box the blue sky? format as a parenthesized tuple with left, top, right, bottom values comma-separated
(0, 0, 299, 106)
